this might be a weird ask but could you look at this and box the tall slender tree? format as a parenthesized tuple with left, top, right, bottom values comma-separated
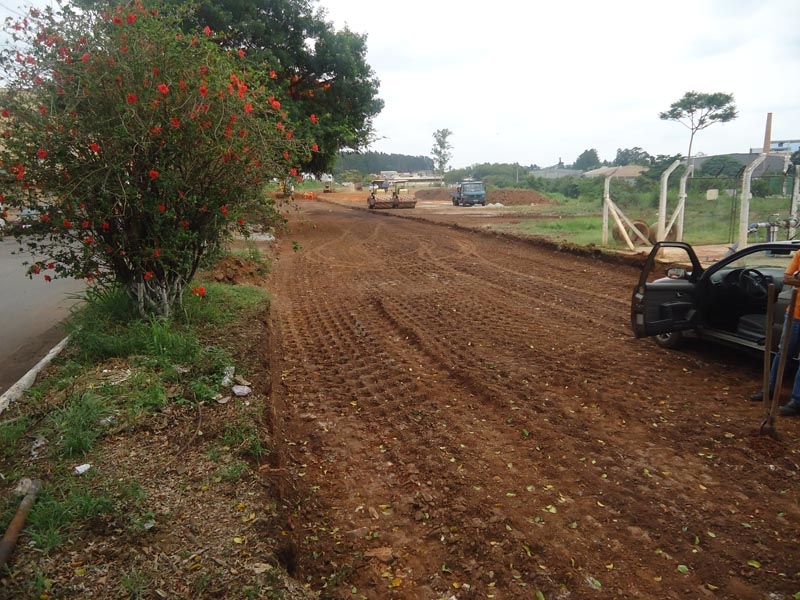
(659, 91, 737, 165)
(431, 129, 453, 175)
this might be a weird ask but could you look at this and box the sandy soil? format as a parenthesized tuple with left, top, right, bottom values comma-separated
(261, 192, 800, 599)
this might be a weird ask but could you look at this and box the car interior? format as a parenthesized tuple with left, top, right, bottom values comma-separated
(703, 249, 795, 348)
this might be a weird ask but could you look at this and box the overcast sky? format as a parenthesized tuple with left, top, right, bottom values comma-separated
(320, 0, 800, 168)
(1, 0, 797, 169)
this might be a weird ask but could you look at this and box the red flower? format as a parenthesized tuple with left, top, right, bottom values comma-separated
(180, 220, 189, 228)
(63, 218, 72, 228)
(113, 16, 122, 24)
(198, 84, 208, 97)
(126, 13, 136, 24)
(237, 217, 245, 225)
(289, 168, 298, 176)
(312, 143, 319, 152)
(36, 148, 48, 159)
(102, 221, 110, 231)
(149, 169, 159, 180)
(238, 49, 245, 58)
(144, 271, 154, 281)
(81, 53, 90, 62)
(82, 220, 90, 229)
(89, 142, 100, 153)
(171, 117, 180, 128)
(157, 83, 169, 94)
(44, 275, 52, 282)
(1, 109, 9, 118)
(153, 248, 161, 258)
(126, 93, 138, 104)
(191, 285, 206, 297)
(244, 102, 253, 113)
(220, 205, 229, 216)
(157, 204, 166, 213)
(151, 125, 162, 134)
(203, 25, 212, 36)
(310, 113, 317, 124)
(269, 70, 277, 79)
(283, 151, 289, 160)
(31, 264, 41, 274)
(84, 236, 94, 244)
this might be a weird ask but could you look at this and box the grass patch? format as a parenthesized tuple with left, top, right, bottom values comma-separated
(0, 274, 271, 566)
(493, 189, 799, 247)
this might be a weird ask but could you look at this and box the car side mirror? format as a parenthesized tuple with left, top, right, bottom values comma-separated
(666, 267, 687, 279)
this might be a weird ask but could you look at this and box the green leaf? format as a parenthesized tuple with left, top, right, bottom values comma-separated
(535, 591, 546, 600)
(747, 560, 761, 568)
(587, 576, 601, 589)
(677, 564, 690, 574)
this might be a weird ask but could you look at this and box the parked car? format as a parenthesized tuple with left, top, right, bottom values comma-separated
(17, 207, 41, 229)
(631, 240, 800, 354)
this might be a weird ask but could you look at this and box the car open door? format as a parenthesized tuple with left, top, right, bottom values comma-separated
(631, 242, 704, 338)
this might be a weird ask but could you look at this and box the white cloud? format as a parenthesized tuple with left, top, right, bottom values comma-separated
(323, 0, 800, 167)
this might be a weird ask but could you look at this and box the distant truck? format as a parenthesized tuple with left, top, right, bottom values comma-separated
(450, 180, 486, 206)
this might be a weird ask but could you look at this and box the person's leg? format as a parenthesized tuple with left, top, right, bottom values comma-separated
(779, 321, 800, 415)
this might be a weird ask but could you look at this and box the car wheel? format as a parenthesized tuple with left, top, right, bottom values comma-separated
(654, 330, 685, 349)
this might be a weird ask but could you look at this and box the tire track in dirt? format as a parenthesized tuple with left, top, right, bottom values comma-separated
(266, 201, 800, 599)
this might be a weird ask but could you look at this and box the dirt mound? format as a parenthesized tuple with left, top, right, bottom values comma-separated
(414, 187, 552, 205)
(208, 254, 267, 285)
(488, 188, 552, 205)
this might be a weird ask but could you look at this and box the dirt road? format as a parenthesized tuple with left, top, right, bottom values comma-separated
(266, 197, 800, 599)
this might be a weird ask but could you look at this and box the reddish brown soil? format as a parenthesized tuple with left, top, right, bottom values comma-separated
(262, 194, 800, 599)
(3, 189, 799, 599)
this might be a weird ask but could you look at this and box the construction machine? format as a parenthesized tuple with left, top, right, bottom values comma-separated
(367, 180, 416, 209)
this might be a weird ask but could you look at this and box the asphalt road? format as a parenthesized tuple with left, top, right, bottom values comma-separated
(0, 236, 85, 394)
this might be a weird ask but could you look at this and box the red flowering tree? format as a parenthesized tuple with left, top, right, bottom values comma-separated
(0, 3, 312, 317)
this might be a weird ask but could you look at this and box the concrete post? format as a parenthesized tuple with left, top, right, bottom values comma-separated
(738, 154, 768, 248)
(657, 160, 681, 241)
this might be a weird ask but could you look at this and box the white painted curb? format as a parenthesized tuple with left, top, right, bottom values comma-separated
(0, 337, 70, 415)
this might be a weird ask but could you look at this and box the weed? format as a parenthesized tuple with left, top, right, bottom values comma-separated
(45, 391, 109, 458)
(218, 459, 249, 481)
(26, 483, 114, 553)
(120, 568, 147, 599)
(221, 420, 269, 461)
(0, 416, 32, 462)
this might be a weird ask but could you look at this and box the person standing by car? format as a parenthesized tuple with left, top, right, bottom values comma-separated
(751, 254, 800, 416)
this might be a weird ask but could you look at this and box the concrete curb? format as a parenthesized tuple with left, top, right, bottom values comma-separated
(0, 337, 70, 416)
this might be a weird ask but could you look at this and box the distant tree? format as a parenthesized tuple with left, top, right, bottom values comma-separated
(659, 91, 737, 165)
(431, 129, 453, 175)
(335, 152, 433, 176)
(698, 155, 745, 178)
(613, 147, 652, 167)
(573, 149, 601, 171)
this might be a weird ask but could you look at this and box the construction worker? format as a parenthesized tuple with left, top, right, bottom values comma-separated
(750, 253, 800, 416)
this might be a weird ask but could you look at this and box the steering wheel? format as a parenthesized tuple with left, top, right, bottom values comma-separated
(738, 268, 768, 300)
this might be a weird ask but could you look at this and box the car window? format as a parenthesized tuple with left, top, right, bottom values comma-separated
(723, 249, 796, 270)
